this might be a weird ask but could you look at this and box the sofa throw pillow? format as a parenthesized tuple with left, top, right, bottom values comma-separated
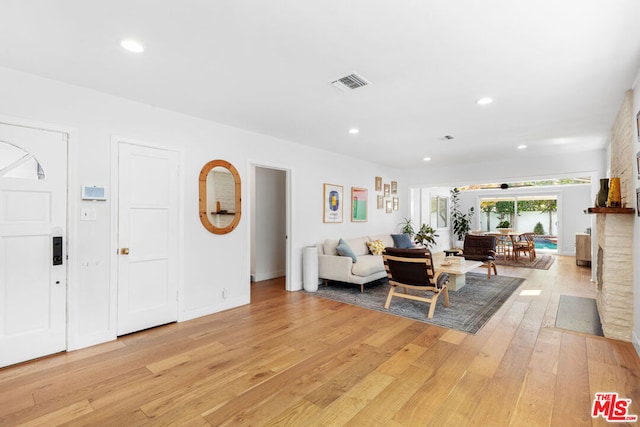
(336, 238, 358, 263)
(366, 239, 385, 256)
(391, 233, 413, 249)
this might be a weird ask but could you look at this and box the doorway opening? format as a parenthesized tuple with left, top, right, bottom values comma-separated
(250, 165, 290, 292)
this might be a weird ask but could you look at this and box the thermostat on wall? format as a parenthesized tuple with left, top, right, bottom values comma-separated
(81, 185, 107, 201)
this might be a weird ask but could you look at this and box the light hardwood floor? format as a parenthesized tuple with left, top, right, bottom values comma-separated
(1, 255, 639, 426)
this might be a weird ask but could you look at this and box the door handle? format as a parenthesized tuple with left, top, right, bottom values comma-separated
(120, 248, 130, 255)
(53, 236, 63, 265)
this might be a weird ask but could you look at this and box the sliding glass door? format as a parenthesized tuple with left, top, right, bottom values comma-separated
(479, 195, 558, 251)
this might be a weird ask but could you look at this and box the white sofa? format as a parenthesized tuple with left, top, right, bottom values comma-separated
(317, 234, 396, 292)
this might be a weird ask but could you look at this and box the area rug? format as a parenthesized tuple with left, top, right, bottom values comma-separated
(494, 254, 554, 270)
(555, 295, 604, 336)
(312, 273, 525, 335)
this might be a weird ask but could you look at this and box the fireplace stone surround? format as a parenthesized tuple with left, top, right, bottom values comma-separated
(595, 213, 634, 341)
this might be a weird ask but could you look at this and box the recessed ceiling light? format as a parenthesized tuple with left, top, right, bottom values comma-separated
(348, 128, 359, 134)
(120, 39, 144, 53)
(476, 97, 493, 105)
(423, 157, 431, 162)
(517, 144, 527, 150)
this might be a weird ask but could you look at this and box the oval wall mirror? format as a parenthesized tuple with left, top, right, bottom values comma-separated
(199, 159, 241, 234)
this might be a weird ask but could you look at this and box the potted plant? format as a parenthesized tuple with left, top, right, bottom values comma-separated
(496, 220, 511, 234)
(414, 224, 439, 249)
(450, 187, 474, 247)
(398, 217, 415, 237)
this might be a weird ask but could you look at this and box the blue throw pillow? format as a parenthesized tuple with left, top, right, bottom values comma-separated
(392, 233, 413, 249)
(335, 238, 358, 263)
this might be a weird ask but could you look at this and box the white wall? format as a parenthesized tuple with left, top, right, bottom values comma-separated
(0, 66, 405, 351)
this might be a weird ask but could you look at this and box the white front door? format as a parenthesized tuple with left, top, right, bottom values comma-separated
(117, 142, 179, 336)
(0, 123, 67, 367)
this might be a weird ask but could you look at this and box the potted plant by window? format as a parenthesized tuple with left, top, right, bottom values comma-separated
(414, 224, 439, 249)
(398, 217, 415, 237)
(450, 187, 475, 248)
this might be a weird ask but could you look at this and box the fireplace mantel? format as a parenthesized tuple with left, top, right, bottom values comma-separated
(587, 207, 635, 214)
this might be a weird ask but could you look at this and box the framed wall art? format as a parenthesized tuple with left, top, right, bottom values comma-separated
(386, 199, 392, 213)
(637, 151, 640, 179)
(393, 196, 399, 211)
(637, 188, 640, 217)
(377, 195, 384, 209)
(375, 176, 382, 192)
(351, 187, 368, 222)
(391, 181, 397, 194)
(323, 183, 343, 223)
(637, 110, 640, 142)
(384, 183, 390, 197)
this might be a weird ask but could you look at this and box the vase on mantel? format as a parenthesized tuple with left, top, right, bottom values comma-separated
(596, 178, 609, 207)
(607, 177, 621, 208)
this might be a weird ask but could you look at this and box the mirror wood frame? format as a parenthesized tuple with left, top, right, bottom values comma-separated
(199, 159, 241, 234)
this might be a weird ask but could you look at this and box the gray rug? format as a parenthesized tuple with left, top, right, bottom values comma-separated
(555, 295, 604, 336)
(312, 273, 525, 335)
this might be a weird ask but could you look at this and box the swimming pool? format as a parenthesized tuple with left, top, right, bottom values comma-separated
(535, 239, 557, 250)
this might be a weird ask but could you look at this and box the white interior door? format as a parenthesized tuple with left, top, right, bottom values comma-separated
(117, 142, 179, 336)
(0, 123, 67, 367)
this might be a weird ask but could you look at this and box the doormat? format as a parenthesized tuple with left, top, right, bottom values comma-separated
(311, 273, 524, 335)
(555, 295, 603, 336)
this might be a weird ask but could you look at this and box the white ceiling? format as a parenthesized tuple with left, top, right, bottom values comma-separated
(1, 1, 639, 169)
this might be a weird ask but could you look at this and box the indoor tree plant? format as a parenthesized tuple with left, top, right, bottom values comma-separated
(450, 187, 475, 246)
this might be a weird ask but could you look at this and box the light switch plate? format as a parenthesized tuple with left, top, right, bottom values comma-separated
(80, 208, 97, 221)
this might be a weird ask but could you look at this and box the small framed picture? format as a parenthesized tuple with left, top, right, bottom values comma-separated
(637, 188, 640, 217)
(377, 195, 384, 209)
(384, 184, 390, 197)
(637, 151, 640, 179)
(393, 197, 399, 211)
(385, 199, 392, 213)
(375, 176, 382, 192)
(391, 181, 397, 194)
(637, 110, 640, 142)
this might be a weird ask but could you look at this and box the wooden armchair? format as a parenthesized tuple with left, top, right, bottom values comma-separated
(382, 247, 450, 319)
(513, 233, 536, 262)
(458, 234, 497, 278)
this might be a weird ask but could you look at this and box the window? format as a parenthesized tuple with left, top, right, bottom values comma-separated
(0, 141, 45, 180)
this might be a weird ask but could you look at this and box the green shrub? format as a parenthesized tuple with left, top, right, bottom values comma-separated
(533, 222, 545, 235)
(497, 220, 510, 228)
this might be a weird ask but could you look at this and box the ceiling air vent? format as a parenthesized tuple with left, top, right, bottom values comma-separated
(330, 72, 371, 92)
